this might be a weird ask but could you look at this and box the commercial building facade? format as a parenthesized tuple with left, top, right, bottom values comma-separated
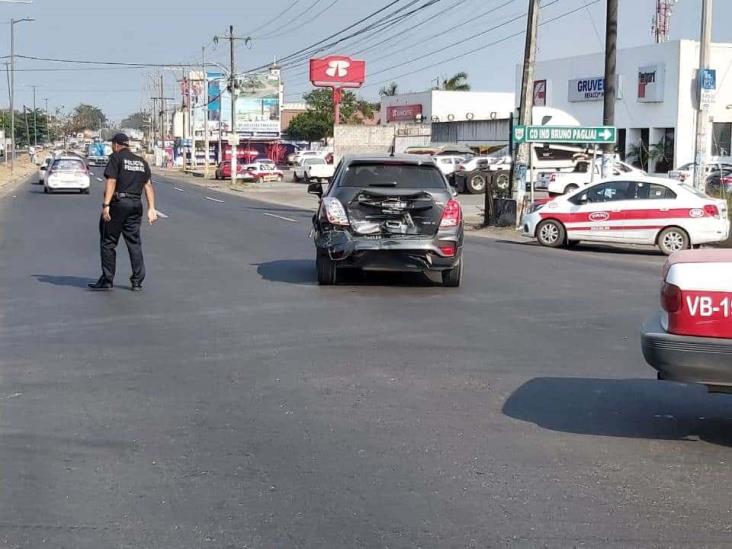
(379, 90, 514, 125)
(527, 40, 732, 173)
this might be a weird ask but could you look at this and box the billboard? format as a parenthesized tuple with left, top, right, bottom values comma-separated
(533, 80, 547, 106)
(637, 64, 665, 103)
(568, 76, 604, 102)
(233, 72, 280, 136)
(386, 104, 422, 122)
(309, 56, 365, 88)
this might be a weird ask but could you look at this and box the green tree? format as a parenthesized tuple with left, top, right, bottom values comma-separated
(287, 110, 331, 143)
(120, 111, 148, 131)
(439, 71, 471, 91)
(302, 89, 375, 128)
(69, 104, 107, 133)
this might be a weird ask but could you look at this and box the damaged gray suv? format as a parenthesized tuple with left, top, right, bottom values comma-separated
(308, 155, 464, 287)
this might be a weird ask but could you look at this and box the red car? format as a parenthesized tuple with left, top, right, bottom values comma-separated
(642, 249, 732, 392)
(214, 161, 252, 180)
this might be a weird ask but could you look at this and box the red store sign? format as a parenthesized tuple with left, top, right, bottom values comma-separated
(309, 56, 366, 88)
(386, 104, 423, 122)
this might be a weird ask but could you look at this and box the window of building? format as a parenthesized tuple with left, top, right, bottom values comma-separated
(712, 122, 732, 157)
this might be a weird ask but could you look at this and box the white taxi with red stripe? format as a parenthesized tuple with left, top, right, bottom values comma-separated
(642, 249, 732, 391)
(522, 176, 729, 254)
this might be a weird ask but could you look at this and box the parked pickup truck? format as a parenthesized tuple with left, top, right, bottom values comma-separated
(536, 160, 643, 195)
(293, 157, 335, 183)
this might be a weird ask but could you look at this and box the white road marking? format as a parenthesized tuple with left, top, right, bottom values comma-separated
(96, 177, 103, 182)
(174, 187, 185, 192)
(204, 196, 224, 203)
(0, 392, 22, 400)
(155, 210, 169, 219)
(263, 212, 297, 223)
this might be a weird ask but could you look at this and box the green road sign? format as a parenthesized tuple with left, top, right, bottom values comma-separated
(513, 125, 617, 145)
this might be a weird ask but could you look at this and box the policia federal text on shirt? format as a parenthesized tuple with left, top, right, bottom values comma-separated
(88, 133, 158, 291)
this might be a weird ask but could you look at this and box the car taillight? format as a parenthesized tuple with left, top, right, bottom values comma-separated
(322, 197, 349, 226)
(661, 282, 682, 313)
(439, 244, 456, 257)
(440, 198, 462, 228)
(704, 204, 720, 218)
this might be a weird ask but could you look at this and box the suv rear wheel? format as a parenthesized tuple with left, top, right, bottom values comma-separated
(442, 260, 462, 287)
(466, 173, 487, 194)
(316, 253, 337, 285)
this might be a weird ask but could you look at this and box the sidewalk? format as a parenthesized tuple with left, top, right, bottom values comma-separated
(0, 156, 38, 198)
(152, 167, 526, 241)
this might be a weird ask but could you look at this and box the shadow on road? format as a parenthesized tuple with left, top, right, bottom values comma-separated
(493, 239, 664, 257)
(503, 377, 732, 446)
(255, 260, 316, 285)
(254, 260, 438, 287)
(32, 275, 96, 288)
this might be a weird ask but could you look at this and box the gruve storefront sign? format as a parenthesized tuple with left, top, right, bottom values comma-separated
(637, 64, 665, 102)
(568, 77, 604, 102)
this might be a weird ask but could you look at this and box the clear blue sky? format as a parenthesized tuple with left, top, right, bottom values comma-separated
(1, 0, 731, 124)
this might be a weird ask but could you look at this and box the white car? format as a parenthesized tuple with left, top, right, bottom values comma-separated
(668, 162, 732, 183)
(288, 150, 327, 166)
(293, 157, 334, 182)
(642, 249, 732, 391)
(536, 160, 644, 195)
(522, 176, 729, 255)
(44, 156, 91, 194)
(433, 155, 466, 176)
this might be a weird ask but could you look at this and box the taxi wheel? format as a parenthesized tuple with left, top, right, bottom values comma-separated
(564, 184, 579, 194)
(536, 219, 566, 248)
(276, 175, 283, 182)
(657, 227, 689, 255)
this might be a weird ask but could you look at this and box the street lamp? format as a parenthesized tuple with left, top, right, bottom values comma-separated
(9, 17, 34, 175)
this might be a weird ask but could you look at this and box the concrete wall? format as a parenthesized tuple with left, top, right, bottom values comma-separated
(379, 91, 515, 124)
(333, 125, 395, 163)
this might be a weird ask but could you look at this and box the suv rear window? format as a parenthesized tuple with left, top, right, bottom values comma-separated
(340, 163, 446, 189)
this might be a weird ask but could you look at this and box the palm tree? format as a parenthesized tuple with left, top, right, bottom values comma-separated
(379, 82, 398, 97)
(439, 71, 470, 91)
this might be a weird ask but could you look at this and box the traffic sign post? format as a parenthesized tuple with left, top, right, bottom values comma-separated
(513, 125, 617, 145)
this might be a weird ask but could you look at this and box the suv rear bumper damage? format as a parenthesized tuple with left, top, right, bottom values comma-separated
(315, 229, 461, 272)
(642, 312, 732, 388)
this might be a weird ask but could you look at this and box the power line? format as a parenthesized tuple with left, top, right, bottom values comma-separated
(284, 0, 599, 98)
(256, 0, 332, 39)
(244, 0, 303, 36)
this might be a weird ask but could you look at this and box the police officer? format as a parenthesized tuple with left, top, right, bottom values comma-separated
(89, 133, 157, 291)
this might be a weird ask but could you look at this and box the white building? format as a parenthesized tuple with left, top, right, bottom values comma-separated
(379, 90, 515, 124)
(527, 40, 732, 173)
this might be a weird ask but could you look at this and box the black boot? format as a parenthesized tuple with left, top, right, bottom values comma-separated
(130, 282, 142, 292)
(88, 278, 113, 291)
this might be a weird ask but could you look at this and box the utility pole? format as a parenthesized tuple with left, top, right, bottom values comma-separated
(512, 0, 540, 227)
(181, 72, 188, 170)
(160, 74, 165, 165)
(214, 26, 251, 187)
(43, 97, 48, 142)
(9, 18, 34, 174)
(693, 0, 713, 190)
(601, 0, 618, 174)
(31, 85, 37, 148)
(203, 46, 210, 180)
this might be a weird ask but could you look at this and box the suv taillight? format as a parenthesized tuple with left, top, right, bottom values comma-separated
(704, 204, 720, 218)
(661, 282, 682, 313)
(322, 197, 349, 226)
(440, 199, 462, 228)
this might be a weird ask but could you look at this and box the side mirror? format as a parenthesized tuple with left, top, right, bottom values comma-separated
(449, 185, 458, 198)
(579, 194, 588, 203)
(307, 182, 323, 197)
(40, 165, 46, 171)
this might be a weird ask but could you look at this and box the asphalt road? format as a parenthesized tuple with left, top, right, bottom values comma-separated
(1, 168, 732, 548)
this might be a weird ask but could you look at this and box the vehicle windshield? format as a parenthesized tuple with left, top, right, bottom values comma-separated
(340, 163, 446, 189)
(52, 159, 85, 172)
